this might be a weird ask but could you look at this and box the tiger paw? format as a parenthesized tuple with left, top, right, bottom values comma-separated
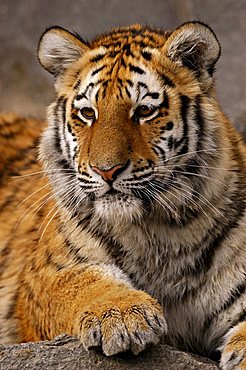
(76, 289, 167, 356)
(220, 322, 246, 370)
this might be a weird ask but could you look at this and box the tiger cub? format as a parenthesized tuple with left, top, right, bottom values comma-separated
(0, 21, 246, 369)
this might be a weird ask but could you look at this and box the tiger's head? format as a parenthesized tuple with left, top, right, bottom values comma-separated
(38, 22, 221, 225)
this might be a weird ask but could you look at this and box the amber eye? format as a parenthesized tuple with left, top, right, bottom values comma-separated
(134, 105, 155, 119)
(80, 107, 96, 120)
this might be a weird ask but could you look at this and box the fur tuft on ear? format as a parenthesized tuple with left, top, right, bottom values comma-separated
(38, 26, 89, 75)
(164, 21, 221, 87)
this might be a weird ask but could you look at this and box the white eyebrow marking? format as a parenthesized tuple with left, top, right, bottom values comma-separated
(128, 64, 164, 106)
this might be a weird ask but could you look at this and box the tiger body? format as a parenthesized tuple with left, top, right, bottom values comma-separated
(0, 22, 246, 369)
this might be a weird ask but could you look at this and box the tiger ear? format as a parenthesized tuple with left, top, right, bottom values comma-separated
(164, 21, 221, 87)
(38, 26, 89, 75)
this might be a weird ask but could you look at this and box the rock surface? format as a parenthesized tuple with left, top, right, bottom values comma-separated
(0, 335, 219, 370)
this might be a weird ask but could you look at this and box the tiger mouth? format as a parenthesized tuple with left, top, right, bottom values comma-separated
(102, 187, 151, 206)
(104, 188, 120, 196)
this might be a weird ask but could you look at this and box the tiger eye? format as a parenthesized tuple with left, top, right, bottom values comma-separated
(80, 107, 96, 120)
(135, 105, 155, 119)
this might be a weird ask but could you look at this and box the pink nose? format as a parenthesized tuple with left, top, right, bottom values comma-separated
(91, 163, 126, 182)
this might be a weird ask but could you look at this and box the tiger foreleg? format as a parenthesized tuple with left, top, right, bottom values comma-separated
(15, 264, 167, 356)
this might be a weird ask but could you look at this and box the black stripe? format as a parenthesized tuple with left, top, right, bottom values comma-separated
(126, 79, 133, 87)
(64, 238, 89, 265)
(160, 73, 175, 88)
(137, 81, 147, 90)
(174, 95, 190, 149)
(160, 91, 169, 109)
(71, 113, 86, 125)
(117, 78, 123, 86)
(90, 54, 105, 63)
(180, 95, 190, 138)
(95, 89, 100, 103)
(121, 57, 127, 68)
(61, 98, 71, 162)
(77, 82, 95, 99)
(102, 80, 109, 98)
(67, 122, 72, 134)
(183, 158, 202, 175)
(218, 278, 246, 313)
(176, 143, 189, 157)
(181, 188, 246, 278)
(117, 87, 124, 100)
(62, 98, 67, 124)
(84, 82, 94, 95)
(75, 93, 88, 101)
(76, 213, 93, 230)
(194, 95, 205, 151)
(44, 248, 65, 271)
(91, 65, 106, 76)
(123, 171, 152, 180)
(231, 310, 246, 328)
(100, 234, 127, 271)
(73, 79, 81, 90)
(57, 158, 73, 171)
(109, 51, 118, 58)
(123, 44, 134, 57)
(195, 212, 245, 273)
(129, 64, 145, 75)
(0, 244, 11, 278)
(125, 86, 131, 99)
(141, 51, 152, 61)
(75, 211, 128, 272)
(184, 158, 202, 174)
(203, 276, 246, 332)
(53, 96, 66, 156)
(53, 116, 62, 155)
(136, 82, 147, 101)
(143, 92, 159, 100)
(154, 144, 166, 160)
(167, 136, 174, 150)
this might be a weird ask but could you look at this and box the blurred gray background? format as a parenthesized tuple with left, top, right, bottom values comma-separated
(0, 0, 245, 133)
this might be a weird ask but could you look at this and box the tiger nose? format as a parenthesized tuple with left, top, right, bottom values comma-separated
(90, 163, 127, 183)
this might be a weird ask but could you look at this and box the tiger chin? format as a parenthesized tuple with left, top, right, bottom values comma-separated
(0, 21, 246, 370)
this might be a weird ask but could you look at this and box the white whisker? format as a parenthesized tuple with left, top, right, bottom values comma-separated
(173, 179, 224, 218)
(38, 185, 79, 240)
(156, 166, 226, 188)
(11, 168, 75, 180)
(144, 185, 180, 220)
(15, 177, 77, 229)
(163, 147, 230, 163)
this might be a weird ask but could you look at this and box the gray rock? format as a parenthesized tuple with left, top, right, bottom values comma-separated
(0, 335, 219, 370)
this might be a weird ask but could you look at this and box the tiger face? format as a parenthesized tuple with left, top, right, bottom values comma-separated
(38, 22, 221, 223)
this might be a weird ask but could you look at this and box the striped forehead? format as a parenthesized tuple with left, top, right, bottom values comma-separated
(73, 56, 164, 108)
(126, 64, 164, 106)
